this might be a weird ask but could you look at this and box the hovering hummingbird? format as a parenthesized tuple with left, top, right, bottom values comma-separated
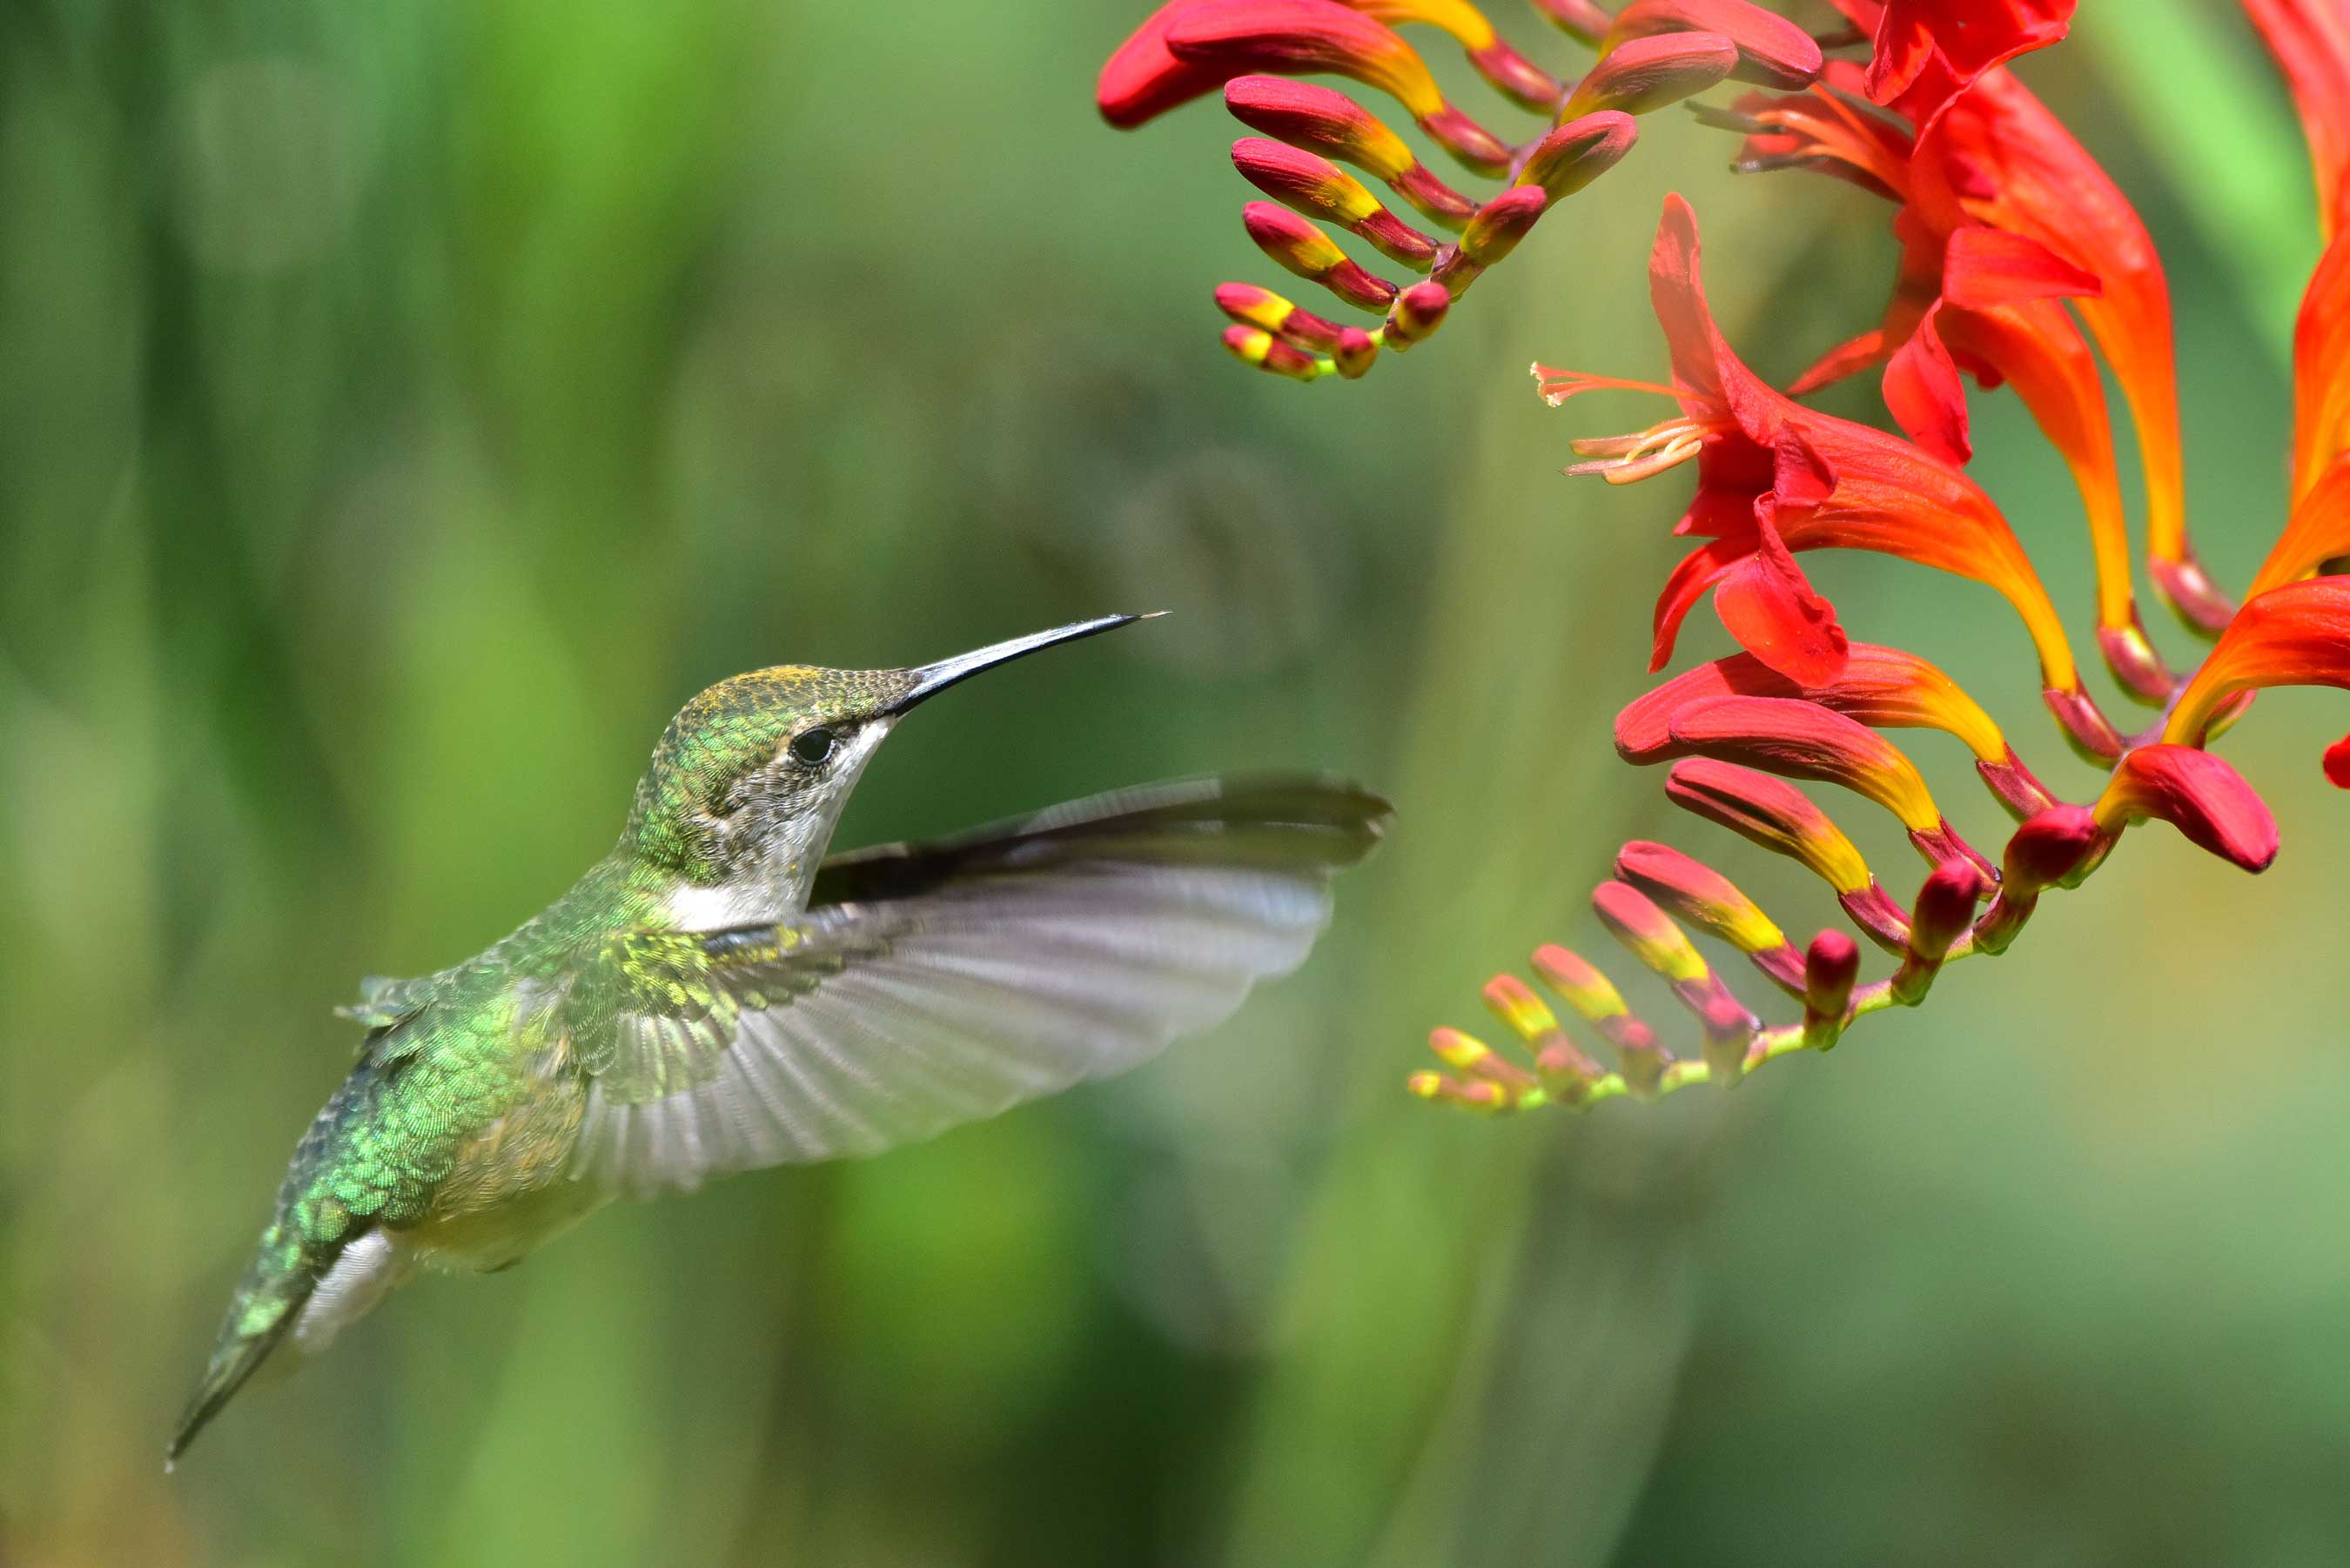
(169, 613, 1386, 1464)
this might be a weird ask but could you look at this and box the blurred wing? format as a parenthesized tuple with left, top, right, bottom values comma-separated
(567, 775, 1387, 1197)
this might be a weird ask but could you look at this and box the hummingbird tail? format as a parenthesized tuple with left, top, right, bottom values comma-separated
(167, 1223, 326, 1470)
(168, 1301, 303, 1470)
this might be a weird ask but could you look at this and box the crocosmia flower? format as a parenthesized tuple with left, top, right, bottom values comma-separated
(1095, 0, 2350, 1116)
(1098, 0, 1819, 379)
(1835, 0, 2075, 125)
(1538, 196, 2083, 720)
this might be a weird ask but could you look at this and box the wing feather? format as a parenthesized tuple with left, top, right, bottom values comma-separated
(567, 775, 1386, 1196)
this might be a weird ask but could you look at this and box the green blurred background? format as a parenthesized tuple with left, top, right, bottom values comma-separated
(6, 1, 2348, 1563)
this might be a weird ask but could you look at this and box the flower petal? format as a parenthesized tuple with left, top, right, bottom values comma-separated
(1709, 519, 1849, 686)
(1664, 694, 1939, 833)
(2092, 745, 2279, 874)
(1614, 642, 2010, 764)
(1880, 304, 1971, 466)
(2168, 578, 2350, 737)
(1938, 224, 2101, 308)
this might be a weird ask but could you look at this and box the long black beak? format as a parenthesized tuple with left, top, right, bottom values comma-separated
(886, 613, 1161, 716)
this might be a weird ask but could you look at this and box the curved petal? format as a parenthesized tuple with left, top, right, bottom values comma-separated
(1709, 520, 1850, 687)
(1881, 303, 1971, 466)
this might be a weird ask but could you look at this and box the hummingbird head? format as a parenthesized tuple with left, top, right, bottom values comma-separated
(621, 614, 1152, 917)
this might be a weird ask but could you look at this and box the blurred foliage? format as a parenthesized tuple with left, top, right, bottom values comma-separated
(3, 1, 2349, 1565)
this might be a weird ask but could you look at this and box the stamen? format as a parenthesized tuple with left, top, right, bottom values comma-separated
(1564, 415, 1720, 483)
(1529, 365, 1689, 405)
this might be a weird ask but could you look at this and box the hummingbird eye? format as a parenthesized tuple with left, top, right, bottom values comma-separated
(789, 727, 837, 767)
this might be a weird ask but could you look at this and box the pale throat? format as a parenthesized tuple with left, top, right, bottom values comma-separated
(661, 721, 892, 931)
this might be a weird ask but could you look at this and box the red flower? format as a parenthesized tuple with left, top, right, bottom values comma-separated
(1098, 0, 1818, 382)
(1922, 69, 2224, 629)
(1539, 196, 2079, 700)
(1729, 60, 2195, 688)
(1826, 0, 2075, 128)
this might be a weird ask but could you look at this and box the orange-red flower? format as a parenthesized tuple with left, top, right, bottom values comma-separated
(1540, 196, 2079, 700)
(1727, 62, 2183, 693)
(1828, 0, 2074, 127)
(1099, 0, 1818, 381)
(1922, 70, 2224, 629)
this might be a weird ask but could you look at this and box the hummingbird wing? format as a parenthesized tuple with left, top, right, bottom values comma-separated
(564, 774, 1387, 1197)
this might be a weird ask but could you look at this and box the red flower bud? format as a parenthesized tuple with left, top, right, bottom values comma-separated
(1221, 324, 1327, 379)
(1223, 77, 1475, 228)
(1519, 111, 1641, 202)
(1800, 928, 1860, 1048)
(1971, 802, 2102, 954)
(1381, 281, 1451, 349)
(1999, 802, 2102, 896)
(1213, 281, 1378, 375)
(2093, 746, 2280, 874)
(1889, 859, 1986, 1005)
(1432, 185, 1546, 297)
(1562, 30, 1739, 119)
(1242, 200, 1399, 311)
(1232, 137, 1438, 267)
(1604, 0, 1823, 90)
(1614, 840, 1802, 990)
(1664, 759, 1910, 950)
(1098, 2, 1232, 127)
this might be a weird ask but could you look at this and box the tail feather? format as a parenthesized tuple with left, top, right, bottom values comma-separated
(167, 1228, 320, 1469)
(167, 1303, 306, 1469)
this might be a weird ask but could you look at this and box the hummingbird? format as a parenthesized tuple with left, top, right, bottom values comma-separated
(169, 613, 1387, 1464)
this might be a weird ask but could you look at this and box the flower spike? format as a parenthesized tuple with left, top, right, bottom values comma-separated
(1102, 0, 1816, 387)
(1399, 3, 2350, 1132)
